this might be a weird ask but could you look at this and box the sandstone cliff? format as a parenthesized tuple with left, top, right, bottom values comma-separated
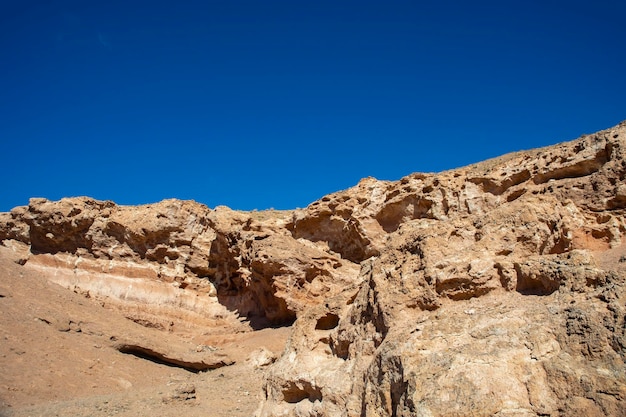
(1, 121, 625, 416)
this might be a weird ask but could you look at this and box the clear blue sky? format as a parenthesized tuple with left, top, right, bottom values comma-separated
(1, 1, 625, 211)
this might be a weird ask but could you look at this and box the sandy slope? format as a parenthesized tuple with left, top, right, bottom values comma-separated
(0, 245, 289, 417)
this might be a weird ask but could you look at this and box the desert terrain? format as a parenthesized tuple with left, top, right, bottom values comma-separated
(0, 242, 290, 417)
(2, 121, 626, 416)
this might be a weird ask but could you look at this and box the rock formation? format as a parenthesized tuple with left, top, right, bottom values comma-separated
(1, 121, 625, 416)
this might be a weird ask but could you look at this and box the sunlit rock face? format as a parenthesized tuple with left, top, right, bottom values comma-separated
(0, 197, 360, 331)
(256, 121, 626, 417)
(2, 121, 626, 416)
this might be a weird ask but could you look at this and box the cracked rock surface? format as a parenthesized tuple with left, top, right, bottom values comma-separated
(1, 121, 626, 416)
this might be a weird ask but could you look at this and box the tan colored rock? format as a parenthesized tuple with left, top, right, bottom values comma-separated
(247, 347, 278, 368)
(1, 121, 626, 416)
(0, 197, 356, 331)
(257, 121, 626, 416)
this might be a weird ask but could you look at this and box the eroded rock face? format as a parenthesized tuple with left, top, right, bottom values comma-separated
(256, 121, 626, 416)
(0, 199, 357, 331)
(1, 121, 626, 416)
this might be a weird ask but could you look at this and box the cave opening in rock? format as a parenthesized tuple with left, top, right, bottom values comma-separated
(315, 312, 340, 330)
(282, 381, 323, 404)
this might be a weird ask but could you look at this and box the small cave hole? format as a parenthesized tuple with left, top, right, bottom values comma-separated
(315, 312, 340, 330)
(515, 275, 559, 296)
(282, 382, 323, 403)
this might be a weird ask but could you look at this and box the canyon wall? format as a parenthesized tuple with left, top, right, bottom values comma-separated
(2, 121, 625, 416)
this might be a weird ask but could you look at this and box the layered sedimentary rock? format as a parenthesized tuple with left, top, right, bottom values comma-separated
(2, 121, 626, 416)
(0, 199, 358, 333)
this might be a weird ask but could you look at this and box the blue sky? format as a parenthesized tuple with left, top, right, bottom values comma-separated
(1, 1, 625, 211)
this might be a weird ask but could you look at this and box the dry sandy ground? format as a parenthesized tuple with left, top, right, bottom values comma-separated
(0, 246, 290, 417)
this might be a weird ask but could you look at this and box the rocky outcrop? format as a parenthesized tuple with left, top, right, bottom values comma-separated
(0, 199, 358, 331)
(256, 121, 626, 416)
(1, 121, 626, 416)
